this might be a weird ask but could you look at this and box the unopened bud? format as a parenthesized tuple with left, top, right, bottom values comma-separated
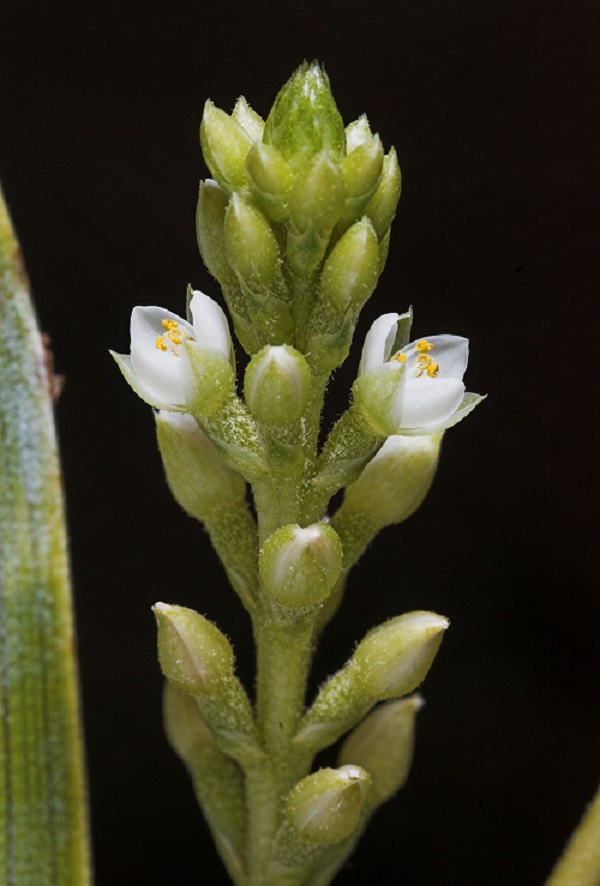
(342, 135, 384, 213)
(339, 433, 441, 529)
(200, 100, 253, 193)
(231, 96, 264, 141)
(320, 217, 380, 312)
(263, 61, 345, 169)
(244, 345, 311, 426)
(364, 148, 402, 239)
(224, 193, 280, 286)
(285, 766, 370, 844)
(338, 696, 422, 807)
(345, 114, 373, 152)
(259, 523, 342, 607)
(288, 151, 344, 233)
(196, 179, 232, 285)
(245, 142, 294, 224)
(155, 412, 246, 521)
(154, 603, 234, 696)
(354, 612, 448, 700)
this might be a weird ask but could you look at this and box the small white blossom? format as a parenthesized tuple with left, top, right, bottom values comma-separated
(356, 312, 483, 434)
(111, 290, 232, 410)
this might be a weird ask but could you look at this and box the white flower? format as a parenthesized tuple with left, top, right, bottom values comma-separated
(112, 290, 233, 411)
(355, 312, 483, 435)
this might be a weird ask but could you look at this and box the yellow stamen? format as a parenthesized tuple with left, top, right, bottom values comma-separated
(167, 330, 183, 345)
(414, 339, 440, 377)
(155, 335, 168, 351)
(416, 339, 434, 353)
(390, 352, 407, 363)
(162, 318, 179, 331)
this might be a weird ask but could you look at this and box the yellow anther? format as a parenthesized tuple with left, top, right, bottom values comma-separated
(390, 351, 407, 363)
(162, 318, 179, 331)
(426, 361, 439, 378)
(416, 339, 434, 353)
(167, 330, 183, 345)
(155, 336, 168, 352)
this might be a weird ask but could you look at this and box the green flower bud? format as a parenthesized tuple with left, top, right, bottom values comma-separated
(155, 411, 246, 522)
(196, 179, 232, 285)
(244, 345, 311, 426)
(231, 95, 264, 141)
(263, 61, 345, 169)
(342, 135, 384, 211)
(319, 217, 380, 312)
(245, 141, 294, 224)
(200, 100, 252, 193)
(338, 433, 441, 530)
(288, 151, 344, 233)
(224, 193, 280, 286)
(338, 696, 422, 807)
(153, 603, 235, 696)
(259, 523, 343, 607)
(345, 114, 373, 152)
(353, 612, 448, 701)
(363, 148, 401, 240)
(285, 766, 370, 845)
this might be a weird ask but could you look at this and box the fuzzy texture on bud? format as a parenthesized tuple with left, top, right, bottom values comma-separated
(155, 412, 247, 522)
(200, 101, 252, 193)
(154, 603, 234, 696)
(224, 193, 280, 286)
(338, 696, 422, 807)
(244, 345, 311, 426)
(285, 766, 371, 844)
(353, 611, 449, 700)
(363, 148, 402, 239)
(245, 142, 294, 224)
(259, 523, 343, 607)
(263, 62, 345, 169)
(338, 433, 441, 530)
(319, 217, 380, 312)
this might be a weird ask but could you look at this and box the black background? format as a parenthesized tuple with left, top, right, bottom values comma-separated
(1, 2, 599, 884)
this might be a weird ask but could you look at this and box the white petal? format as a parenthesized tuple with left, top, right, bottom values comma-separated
(130, 306, 193, 407)
(359, 313, 399, 375)
(397, 376, 465, 429)
(189, 291, 232, 362)
(401, 335, 469, 380)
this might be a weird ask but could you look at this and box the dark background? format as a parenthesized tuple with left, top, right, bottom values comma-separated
(1, 1, 599, 883)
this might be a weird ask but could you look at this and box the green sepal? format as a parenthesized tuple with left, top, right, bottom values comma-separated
(352, 362, 404, 436)
(245, 141, 294, 224)
(338, 696, 422, 811)
(259, 523, 342, 608)
(319, 217, 380, 312)
(196, 179, 235, 286)
(185, 342, 235, 416)
(224, 193, 280, 286)
(363, 147, 401, 239)
(245, 345, 312, 427)
(284, 766, 370, 845)
(200, 100, 252, 194)
(231, 95, 265, 141)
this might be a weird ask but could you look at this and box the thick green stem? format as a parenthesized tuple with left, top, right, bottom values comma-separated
(545, 783, 600, 886)
(246, 611, 313, 884)
(0, 187, 92, 884)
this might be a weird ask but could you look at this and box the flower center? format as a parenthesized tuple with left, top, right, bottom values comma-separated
(391, 339, 440, 377)
(155, 319, 191, 357)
